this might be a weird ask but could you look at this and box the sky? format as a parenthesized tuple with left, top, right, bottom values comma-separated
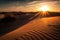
(0, 0, 60, 12)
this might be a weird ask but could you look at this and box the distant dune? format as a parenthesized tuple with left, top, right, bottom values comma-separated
(0, 11, 60, 19)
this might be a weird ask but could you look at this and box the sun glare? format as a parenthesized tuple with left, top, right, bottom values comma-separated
(37, 5, 50, 16)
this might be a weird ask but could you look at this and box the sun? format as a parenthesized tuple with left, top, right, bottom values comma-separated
(37, 5, 50, 16)
(37, 5, 49, 12)
(40, 5, 48, 12)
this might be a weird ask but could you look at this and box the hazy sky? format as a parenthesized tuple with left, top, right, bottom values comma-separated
(0, 0, 60, 12)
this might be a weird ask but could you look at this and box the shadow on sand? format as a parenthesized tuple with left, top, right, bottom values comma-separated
(0, 13, 39, 37)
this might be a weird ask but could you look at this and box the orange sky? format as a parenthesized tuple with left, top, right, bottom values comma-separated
(0, 1, 60, 12)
